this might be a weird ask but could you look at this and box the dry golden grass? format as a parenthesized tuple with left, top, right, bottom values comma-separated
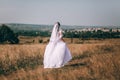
(0, 38, 120, 80)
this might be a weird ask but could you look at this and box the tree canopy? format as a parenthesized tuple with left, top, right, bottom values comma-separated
(0, 24, 19, 44)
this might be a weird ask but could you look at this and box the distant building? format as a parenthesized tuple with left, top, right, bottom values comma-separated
(66, 27, 120, 33)
(101, 28, 109, 32)
(112, 28, 120, 32)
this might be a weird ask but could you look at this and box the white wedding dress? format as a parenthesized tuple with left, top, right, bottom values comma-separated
(43, 23, 72, 68)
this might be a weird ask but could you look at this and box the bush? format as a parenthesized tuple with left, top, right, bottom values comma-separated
(0, 24, 19, 44)
(39, 39, 43, 43)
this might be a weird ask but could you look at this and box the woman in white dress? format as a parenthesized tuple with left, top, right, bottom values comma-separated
(43, 22, 72, 68)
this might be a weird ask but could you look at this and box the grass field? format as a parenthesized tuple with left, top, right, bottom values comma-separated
(0, 38, 120, 80)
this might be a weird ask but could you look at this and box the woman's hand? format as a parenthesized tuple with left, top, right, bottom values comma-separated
(61, 38, 65, 42)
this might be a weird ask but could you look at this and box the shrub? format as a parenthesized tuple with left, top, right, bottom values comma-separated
(0, 24, 19, 44)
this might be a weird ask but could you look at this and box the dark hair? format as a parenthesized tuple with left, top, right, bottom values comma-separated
(56, 22, 60, 26)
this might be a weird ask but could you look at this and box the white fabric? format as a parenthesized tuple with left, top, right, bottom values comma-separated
(43, 23, 72, 68)
(50, 23, 59, 42)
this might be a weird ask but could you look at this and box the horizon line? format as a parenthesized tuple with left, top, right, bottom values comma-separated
(0, 22, 120, 27)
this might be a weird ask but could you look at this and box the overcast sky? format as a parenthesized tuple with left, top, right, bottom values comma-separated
(0, 0, 120, 26)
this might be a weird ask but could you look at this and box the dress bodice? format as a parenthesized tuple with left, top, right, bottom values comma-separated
(58, 29, 63, 39)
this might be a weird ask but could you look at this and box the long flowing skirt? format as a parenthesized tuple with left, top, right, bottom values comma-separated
(43, 41, 72, 68)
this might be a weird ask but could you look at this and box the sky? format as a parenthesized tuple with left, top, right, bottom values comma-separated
(0, 0, 120, 26)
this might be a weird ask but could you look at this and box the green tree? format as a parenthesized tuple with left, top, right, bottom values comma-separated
(0, 24, 19, 44)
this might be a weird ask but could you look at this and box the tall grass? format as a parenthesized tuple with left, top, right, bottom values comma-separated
(0, 44, 44, 75)
(0, 39, 120, 80)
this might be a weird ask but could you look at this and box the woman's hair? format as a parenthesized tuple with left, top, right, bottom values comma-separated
(56, 22, 60, 26)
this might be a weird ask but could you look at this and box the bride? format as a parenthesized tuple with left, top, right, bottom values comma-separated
(43, 22, 72, 68)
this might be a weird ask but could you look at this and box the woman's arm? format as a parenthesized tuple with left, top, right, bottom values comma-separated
(58, 29, 65, 42)
(61, 38, 65, 42)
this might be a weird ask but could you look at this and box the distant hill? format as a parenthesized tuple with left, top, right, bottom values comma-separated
(0, 23, 120, 32)
(6, 23, 53, 32)
(4, 23, 84, 32)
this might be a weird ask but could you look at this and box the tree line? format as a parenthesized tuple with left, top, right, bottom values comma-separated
(16, 29, 120, 39)
(0, 24, 120, 44)
(64, 30, 120, 39)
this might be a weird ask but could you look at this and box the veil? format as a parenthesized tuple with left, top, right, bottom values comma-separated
(50, 23, 60, 42)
